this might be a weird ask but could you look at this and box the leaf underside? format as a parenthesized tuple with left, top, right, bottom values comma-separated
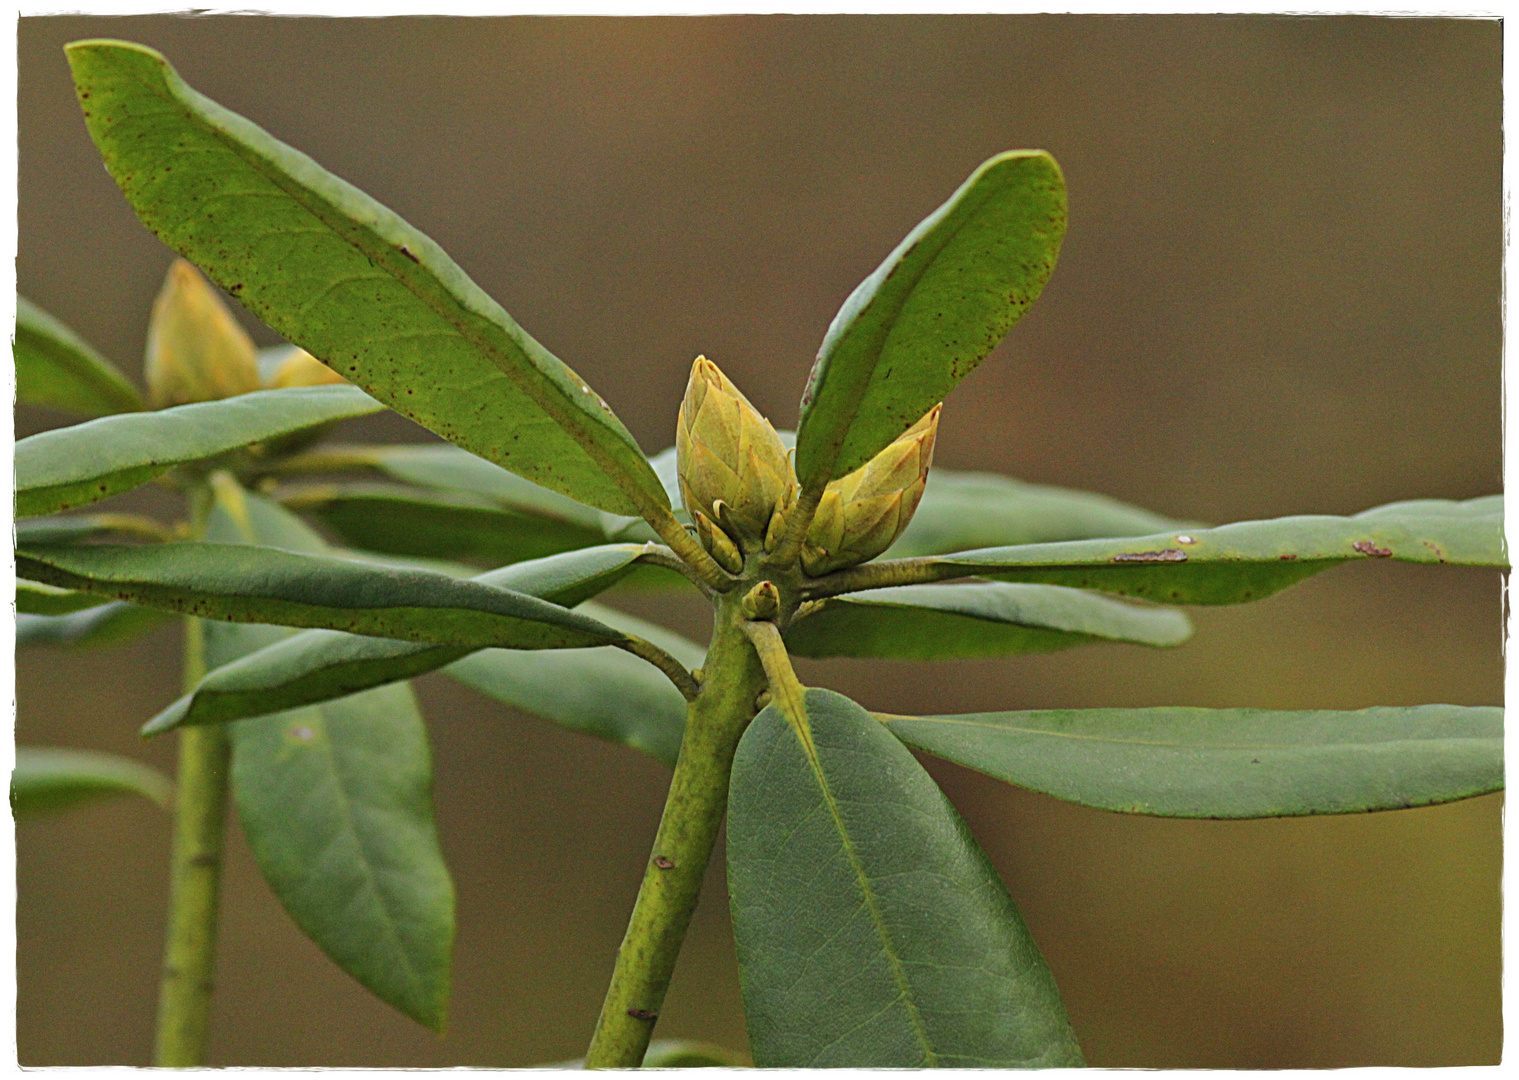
(786, 582, 1192, 659)
(884, 705, 1504, 818)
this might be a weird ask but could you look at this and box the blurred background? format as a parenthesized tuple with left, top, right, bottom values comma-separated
(15, 14, 1502, 1068)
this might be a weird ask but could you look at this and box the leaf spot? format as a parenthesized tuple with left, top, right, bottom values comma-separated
(1112, 548, 1187, 563)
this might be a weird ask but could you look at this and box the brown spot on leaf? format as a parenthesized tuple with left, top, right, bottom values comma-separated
(1352, 540, 1392, 558)
(1113, 549, 1187, 563)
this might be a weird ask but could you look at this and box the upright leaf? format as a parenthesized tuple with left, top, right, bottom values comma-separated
(885, 468, 1194, 558)
(204, 484, 455, 1030)
(883, 705, 1504, 819)
(727, 687, 1082, 1067)
(15, 385, 384, 517)
(786, 582, 1191, 660)
(795, 152, 1066, 490)
(67, 40, 666, 518)
(12, 747, 171, 815)
(14, 296, 145, 417)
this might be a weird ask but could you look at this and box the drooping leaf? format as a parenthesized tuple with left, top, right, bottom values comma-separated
(203, 483, 455, 1031)
(885, 468, 1195, 558)
(727, 687, 1083, 1067)
(280, 482, 605, 565)
(14, 296, 145, 417)
(11, 747, 171, 815)
(17, 539, 629, 650)
(140, 545, 654, 735)
(795, 152, 1067, 490)
(882, 704, 1504, 819)
(231, 683, 455, 1031)
(836, 496, 1505, 605)
(17, 604, 172, 649)
(14, 384, 384, 517)
(443, 602, 704, 767)
(786, 582, 1191, 660)
(67, 40, 666, 519)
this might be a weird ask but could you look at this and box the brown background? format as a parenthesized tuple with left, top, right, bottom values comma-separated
(15, 14, 1503, 1067)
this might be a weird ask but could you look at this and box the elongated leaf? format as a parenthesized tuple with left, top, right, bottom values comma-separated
(883, 705, 1504, 819)
(231, 683, 454, 1030)
(17, 603, 172, 649)
(18, 580, 111, 615)
(11, 747, 171, 815)
(16, 512, 173, 546)
(886, 468, 1194, 558)
(15, 384, 383, 517)
(444, 602, 703, 767)
(871, 495, 1504, 605)
(281, 482, 605, 565)
(17, 540, 628, 650)
(68, 40, 665, 518)
(795, 152, 1066, 489)
(728, 687, 1082, 1067)
(141, 545, 652, 735)
(202, 483, 455, 1030)
(14, 296, 145, 417)
(786, 582, 1191, 660)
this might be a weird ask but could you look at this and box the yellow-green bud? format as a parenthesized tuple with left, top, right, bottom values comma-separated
(693, 509, 744, 574)
(740, 580, 781, 621)
(677, 356, 795, 562)
(144, 260, 261, 409)
(266, 347, 347, 389)
(802, 404, 940, 577)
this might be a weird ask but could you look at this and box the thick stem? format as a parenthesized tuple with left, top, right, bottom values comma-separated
(801, 554, 969, 598)
(153, 487, 230, 1068)
(584, 598, 767, 1068)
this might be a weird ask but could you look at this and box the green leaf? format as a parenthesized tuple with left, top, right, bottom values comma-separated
(204, 484, 455, 1030)
(786, 582, 1191, 660)
(17, 580, 112, 615)
(443, 602, 703, 767)
(14, 385, 384, 517)
(67, 39, 665, 519)
(886, 468, 1195, 558)
(139, 544, 653, 736)
(11, 747, 171, 815)
(17, 539, 630, 650)
(280, 482, 605, 565)
(14, 296, 145, 417)
(231, 683, 455, 1031)
(727, 687, 1083, 1067)
(16, 512, 172, 546)
(882, 704, 1504, 819)
(795, 152, 1066, 489)
(17, 604, 172, 649)
(905, 495, 1505, 605)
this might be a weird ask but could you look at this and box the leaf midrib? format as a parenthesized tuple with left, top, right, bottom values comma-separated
(784, 704, 938, 1066)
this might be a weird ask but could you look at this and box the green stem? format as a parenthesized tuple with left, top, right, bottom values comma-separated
(153, 486, 230, 1068)
(801, 554, 967, 598)
(584, 596, 767, 1068)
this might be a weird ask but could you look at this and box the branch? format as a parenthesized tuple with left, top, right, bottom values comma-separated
(617, 634, 702, 702)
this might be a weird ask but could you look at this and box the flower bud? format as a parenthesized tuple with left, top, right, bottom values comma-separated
(801, 405, 940, 577)
(266, 347, 347, 389)
(144, 260, 261, 409)
(677, 356, 795, 563)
